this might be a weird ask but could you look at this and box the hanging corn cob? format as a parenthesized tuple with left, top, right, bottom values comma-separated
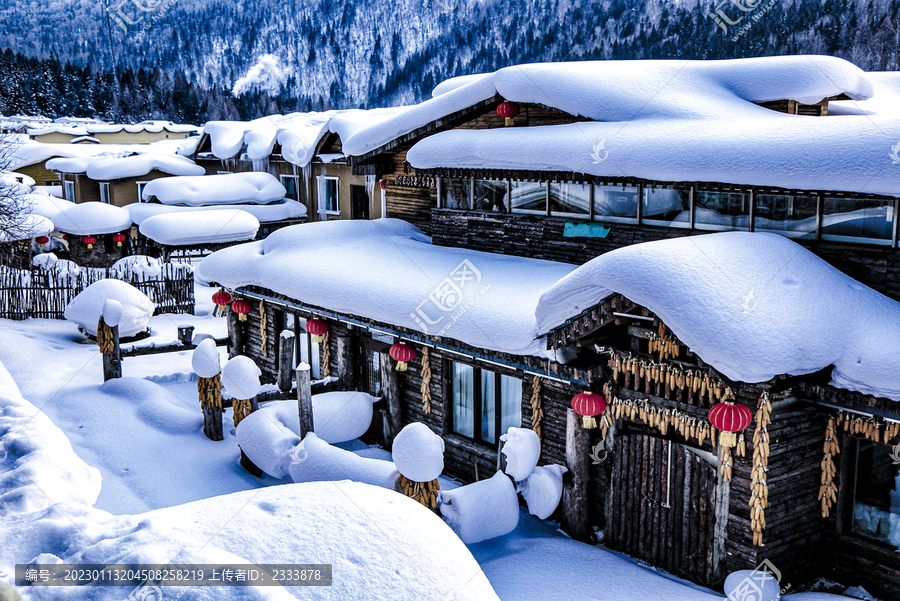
(530, 375, 543, 439)
(398, 474, 441, 509)
(259, 300, 268, 359)
(321, 328, 331, 378)
(749, 391, 771, 546)
(96, 316, 116, 354)
(420, 347, 432, 415)
(819, 417, 839, 518)
(233, 397, 253, 427)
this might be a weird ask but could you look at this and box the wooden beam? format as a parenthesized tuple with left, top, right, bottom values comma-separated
(561, 408, 591, 541)
(380, 352, 402, 449)
(277, 330, 295, 392)
(296, 364, 313, 438)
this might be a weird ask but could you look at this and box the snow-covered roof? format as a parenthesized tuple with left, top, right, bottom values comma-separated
(199, 219, 577, 359)
(401, 57, 900, 196)
(141, 172, 286, 206)
(85, 153, 205, 180)
(52, 202, 132, 235)
(535, 232, 900, 401)
(126, 198, 306, 224)
(139, 209, 260, 246)
(23, 192, 75, 220)
(7, 139, 184, 170)
(27, 120, 198, 137)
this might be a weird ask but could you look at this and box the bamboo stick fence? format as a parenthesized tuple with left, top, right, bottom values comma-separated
(0, 262, 194, 320)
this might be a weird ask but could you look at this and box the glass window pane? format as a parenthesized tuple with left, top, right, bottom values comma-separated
(499, 375, 522, 437)
(297, 318, 321, 379)
(822, 197, 893, 243)
(695, 191, 750, 231)
(641, 187, 690, 227)
(282, 176, 298, 201)
(452, 362, 475, 438)
(480, 370, 496, 443)
(442, 178, 470, 210)
(593, 184, 638, 222)
(326, 179, 338, 211)
(851, 439, 900, 548)
(549, 182, 590, 217)
(510, 181, 546, 214)
(474, 180, 508, 212)
(754, 194, 817, 238)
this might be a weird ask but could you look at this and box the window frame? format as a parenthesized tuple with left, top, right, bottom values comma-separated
(449, 360, 521, 447)
(280, 174, 300, 202)
(64, 180, 76, 202)
(316, 175, 340, 216)
(136, 181, 150, 202)
(99, 182, 111, 204)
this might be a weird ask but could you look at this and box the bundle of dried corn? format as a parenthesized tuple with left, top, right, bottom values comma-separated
(399, 474, 440, 509)
(608, 351, 728, 401)
(749, 391, 771, 546)
(233, 397, 253, 427)
(259, 300, 268, 359)
(819, 417, 839, 518)
(648, 322, 681, 360)
(606, 396, 712, 447)
(96, 316, 116, 355)
(321, 328, 331, 378)
(420, 347, 432, 415)
(198, 374, 223, 409)
(530, 375, 543, 440)
(885, 419, 900, 442)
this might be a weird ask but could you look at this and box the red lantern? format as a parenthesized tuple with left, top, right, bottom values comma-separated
(62, 234, 69, 242)
(82, 236, 97, 249)
(379, 180, 387, 191)
(708, 401, 753, 448)
(304, 318, 329, 343)
(572, 392, 606, 429)
(36, 236, 49, 248)
(497, 101, 519, 126)
(113, 233, 127, 247)
(212, 289, 233, 313)
(231, 298, 252, 321)
(389, 342, 416, 372)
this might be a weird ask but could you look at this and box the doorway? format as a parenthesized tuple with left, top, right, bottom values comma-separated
(351, 185, 369, 220)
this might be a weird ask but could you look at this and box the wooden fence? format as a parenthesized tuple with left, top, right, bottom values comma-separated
(0, 261, 194, 320)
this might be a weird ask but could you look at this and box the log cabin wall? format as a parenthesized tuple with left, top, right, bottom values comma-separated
(431, 210, 900, 302)
(240, 299, 281, 384)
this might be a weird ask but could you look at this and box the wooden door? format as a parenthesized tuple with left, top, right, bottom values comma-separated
(606, 433, 721, 586)
(351, 185, 369, 220)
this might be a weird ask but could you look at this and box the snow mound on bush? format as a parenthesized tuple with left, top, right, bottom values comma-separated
(64, 279, 155, 337)
(441, 471, 519, 544)
(520, 464, 567, 520)
(311, 391, 377, 444)
(501, 427, 541, 481)
(221, 356, 261, 400)
(289, 432, 399, 489)
(392, 422, 444, 482)
(236, 409, 300, 479)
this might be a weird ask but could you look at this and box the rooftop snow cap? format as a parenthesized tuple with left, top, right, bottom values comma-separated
(535, 232, 900, 401)
(141, 172, 286, 206)
(52, 202, 132, 236)
(84, 153, 205, 180)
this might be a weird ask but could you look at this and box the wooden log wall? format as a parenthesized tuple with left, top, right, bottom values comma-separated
(242, 300, 280, 384)
(430, 211, 900, 302)
(383, 144, 437, 233)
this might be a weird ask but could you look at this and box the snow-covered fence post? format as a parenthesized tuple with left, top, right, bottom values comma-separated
(193, 339, 224, 441)
(379, 352, 402, 449)
(222, 356, 263, 477)
(277, 330, 295, 392)
(561, 407, 591, 541)
(177, 325, 194, 347)
(98, 300, 123, 382)
(296, 363, 313, 438)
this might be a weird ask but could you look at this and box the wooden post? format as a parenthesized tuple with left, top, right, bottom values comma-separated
(101, 323, 122, 382)
(226, 307, 243, 358)
(562, 408, 591, 541)
(277, 330, 295, 392)
(177, 325, 195, 347)
(379, 352, 402, 449)
(198, 374, 224, 441)
(336, 330, 358, 390)
(296, 363, 313, 438)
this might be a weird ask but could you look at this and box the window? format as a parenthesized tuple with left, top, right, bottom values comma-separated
(64, 181, 76, 202)
(822, 196, 893, 245)
(755, 194, 817, 238)
(99, 182, 111, 204)
(442, 178, 471, 210)
(286, 314, 321, 380)
(317, 176, 339, 215)
(641, 187, 690, 228)
(509, 180, 547, 214)
(694, 190, 751, 231)
(593, 184, 638, 223)
(281, 175, 299, 201)
(451, 362, 522, 445)
(136, 181, 149, 202)
(851, 439, 900, 548)
(549, 182, 590, 217)
(474, 180, 508, 212)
